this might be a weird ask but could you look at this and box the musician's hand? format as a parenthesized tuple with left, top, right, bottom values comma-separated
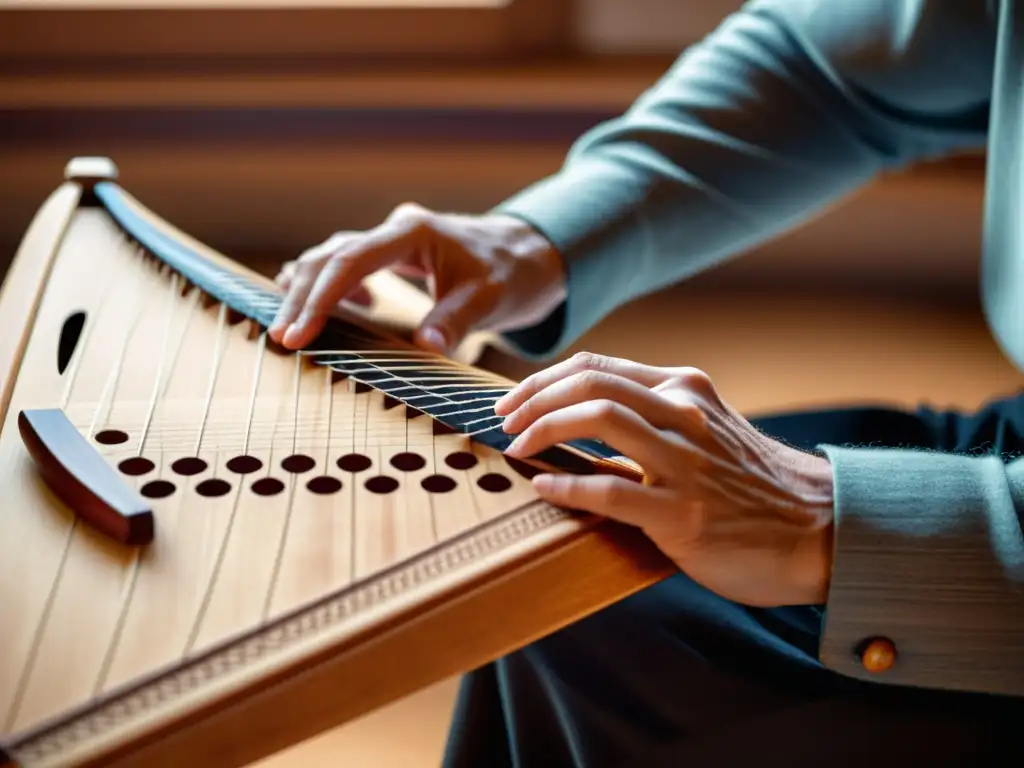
(269, 205, 566, 354)
(495, 353, 836, 608)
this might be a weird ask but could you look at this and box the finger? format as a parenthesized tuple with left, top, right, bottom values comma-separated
(502, 370, 705, 437)
(505, 399, 681, 479)
(414, 278, 500, 354)
(494, 352, 676, 416)
(269, 254, 329, 343)
(281, 219, 426, 349)
(531, 472, 675, 528)
(275, 261, 297, 288)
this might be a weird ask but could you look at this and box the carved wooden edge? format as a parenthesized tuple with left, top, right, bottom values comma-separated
(4, 500, 590, 767)
(0, 182, 81, 430)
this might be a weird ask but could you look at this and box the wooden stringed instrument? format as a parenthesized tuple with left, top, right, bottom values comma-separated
(0, 158, 674, 768)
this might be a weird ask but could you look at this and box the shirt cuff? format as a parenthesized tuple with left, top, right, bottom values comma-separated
(817, 444, 1024, 696)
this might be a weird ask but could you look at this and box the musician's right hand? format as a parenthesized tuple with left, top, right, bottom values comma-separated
(269, 203, 567, 355)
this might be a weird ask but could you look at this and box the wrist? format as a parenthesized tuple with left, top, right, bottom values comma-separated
(786, 451, 836, 605)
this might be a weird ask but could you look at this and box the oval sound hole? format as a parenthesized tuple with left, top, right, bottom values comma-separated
(118, 457, 154, 476)
(196, 478, 232, 497)
(421, 474, 456, 493)
(365, 476, 399, 494)
(227, 455, 263, 474)
(57, 311, 86, 375)
(141, 480, 176, 499)
(251, 478, 285, 496)
(390, 452, 425, 472)
(95, 429, 129, 445)
(477, 473, 512, 493)
(281, 454, 315, 474)
(307, 476, 342, 495)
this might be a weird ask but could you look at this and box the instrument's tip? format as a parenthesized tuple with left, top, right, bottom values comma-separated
(64, 157, 119, 188)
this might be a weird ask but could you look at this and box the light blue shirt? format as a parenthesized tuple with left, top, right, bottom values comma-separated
(494, 0, 1024, 695)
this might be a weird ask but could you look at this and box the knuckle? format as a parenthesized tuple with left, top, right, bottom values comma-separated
(595, 477, 627, 508)
(573, 369, 611, 398)
(389, 202, 433, 231)
(570, 351, 606, 372)
(592, 398, 622, 422)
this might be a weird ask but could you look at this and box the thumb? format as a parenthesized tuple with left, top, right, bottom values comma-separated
(414, 279, 498, 354)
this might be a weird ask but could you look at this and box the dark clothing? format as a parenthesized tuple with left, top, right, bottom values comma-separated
(442, 394, 1024, 767)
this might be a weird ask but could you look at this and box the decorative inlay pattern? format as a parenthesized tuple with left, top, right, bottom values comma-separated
(8, 500, 580, 765)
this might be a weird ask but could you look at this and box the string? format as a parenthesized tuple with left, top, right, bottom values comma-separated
(184, 324, 266, 656)
(262, 353, 304, 620)
(95, 268, 185, 695)
(3, 240, 142, 731)
(192, 303, 229, 458)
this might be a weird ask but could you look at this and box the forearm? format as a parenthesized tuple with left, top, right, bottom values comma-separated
(496, 0, 991, 359)
(817, 446, 1024, 696)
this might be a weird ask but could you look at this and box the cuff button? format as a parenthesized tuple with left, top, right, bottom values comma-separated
(858, 637, 897, 673)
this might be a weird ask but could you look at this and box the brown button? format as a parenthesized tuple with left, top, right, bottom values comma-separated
(859, 637, 897, 673)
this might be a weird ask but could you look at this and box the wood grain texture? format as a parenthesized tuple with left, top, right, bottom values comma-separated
(0, 168, 673, 767)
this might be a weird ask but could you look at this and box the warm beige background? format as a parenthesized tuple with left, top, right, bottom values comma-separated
(256, 284, 1024, 767)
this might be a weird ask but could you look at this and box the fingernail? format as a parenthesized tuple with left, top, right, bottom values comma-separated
(282, 323, 301, 348)
(532, 474, 557, 493)
(420, 326, 447, 353)
(494, 391, 515, 415)
(505, 435, 525, 456)
(501, 413, 518, 433)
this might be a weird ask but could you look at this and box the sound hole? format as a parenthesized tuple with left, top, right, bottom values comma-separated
(172, 457, 208, 476)
(307, 476, 342, 495)
(251, 478, 285, 496)
(141, 480, 176, 499)
(281, 454, 315, 474)
(58, 310, 86, 375)
(337, 453, 372, 473)
(118, 457, 154, 476)
(365, 476, 399, 494)
(445, 451, 477, 470)
(477, 473, 512, 493)
(196, 478, 232, 497)
(227, 455, 263, 474)
(390, 452, 425, 472)
(95, 429, 128, 445)
(421, 474, 456, 493)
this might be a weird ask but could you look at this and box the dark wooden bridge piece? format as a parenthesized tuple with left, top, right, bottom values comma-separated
(18, 408, 154, 545)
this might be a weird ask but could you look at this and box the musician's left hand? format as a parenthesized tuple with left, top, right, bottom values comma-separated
(495, 353, 835, 608)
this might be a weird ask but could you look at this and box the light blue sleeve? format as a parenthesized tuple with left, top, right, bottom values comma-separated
(496, 0, 993, 358)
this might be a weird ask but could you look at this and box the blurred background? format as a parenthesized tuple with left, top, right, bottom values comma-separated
(1, 1, 1020, 766)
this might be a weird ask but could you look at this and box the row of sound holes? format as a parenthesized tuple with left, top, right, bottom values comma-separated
(109, 445, 516, 499)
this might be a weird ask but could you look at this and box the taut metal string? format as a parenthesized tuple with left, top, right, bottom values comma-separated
(96, 267, 188, 695)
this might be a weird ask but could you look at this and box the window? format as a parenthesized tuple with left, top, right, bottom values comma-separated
(0, 0, 570, 65)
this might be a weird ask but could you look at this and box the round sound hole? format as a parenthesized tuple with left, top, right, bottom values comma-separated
(445, 451, 477, 470)
(307, 476, 342, 495)
(251, 478, 285, 496)
(118, 457, 154, 476)
(140, 480, 176, 499)
(421, 474, 456, 494)
(281, 454, 316, 474)
(337, 453, 372, 473)
(196, 478, 232, 498)
(365, 476, 399, 494)
(390, 452, 426, 472)
(227, 455, 263, 474)
(172, 457, 208, 476)
(477, 473, 512, 493)
(95, 429, 129, 445)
